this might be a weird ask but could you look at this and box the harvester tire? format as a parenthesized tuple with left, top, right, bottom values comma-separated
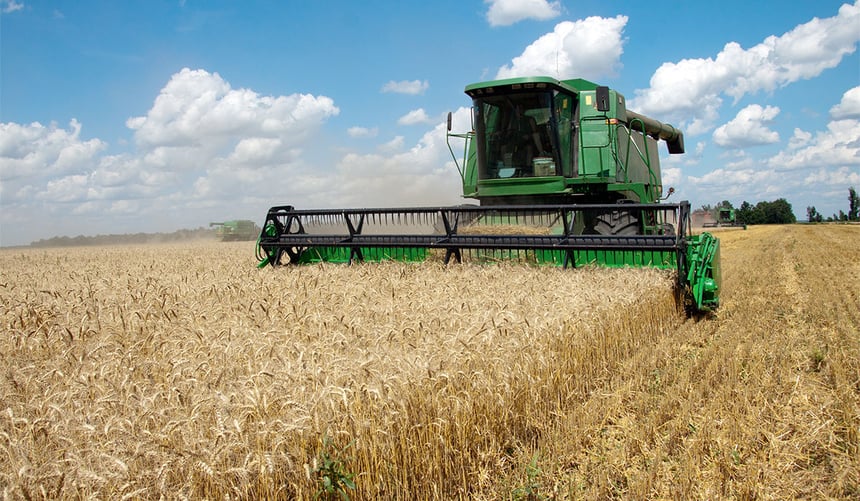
(588, 209, 641, 236)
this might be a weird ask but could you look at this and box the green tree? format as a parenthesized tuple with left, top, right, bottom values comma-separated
(806, 206, 823, 223)
(736, 201, 754, 224)
(735, 198, 795, 225)
(849, 186, 859, 221)
(767, 198, 796, 224)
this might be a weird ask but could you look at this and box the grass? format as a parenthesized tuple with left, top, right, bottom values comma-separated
(1, 225, 858, 499)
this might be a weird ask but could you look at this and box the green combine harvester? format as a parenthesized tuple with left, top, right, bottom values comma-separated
(210, 220, 259, 241)
(256, 76, 721, 314)
(703, 208, 747, 229)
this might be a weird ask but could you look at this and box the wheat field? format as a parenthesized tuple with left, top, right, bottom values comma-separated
(1, 224, 858, 499)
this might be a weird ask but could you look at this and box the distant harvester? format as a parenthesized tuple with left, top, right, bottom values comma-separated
(209, 220, 260, 241)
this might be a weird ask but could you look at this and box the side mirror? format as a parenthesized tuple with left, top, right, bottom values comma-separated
(595, 86, 610, 112)
(446, 112, 452, 132)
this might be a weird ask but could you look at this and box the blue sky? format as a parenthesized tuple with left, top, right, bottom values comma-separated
(1, 0, 859, 246)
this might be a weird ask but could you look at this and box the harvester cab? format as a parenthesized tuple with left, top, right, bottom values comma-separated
(257, 76, 721, 315)
(448, 77, 685, 234)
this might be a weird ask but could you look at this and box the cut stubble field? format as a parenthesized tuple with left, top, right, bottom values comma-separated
(1, 224, 858, 499)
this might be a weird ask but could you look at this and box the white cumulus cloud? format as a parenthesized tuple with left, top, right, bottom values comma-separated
(397, 108, 433, 126)
(788, 128, 814, 150)
(347, 126, 379, 138)
(381, 80, 429, 95)
(712, 104, 780, 148)
(830, 85, 860, 120)
(1, 68, 342, 245)
(331, 107, 473, 208)
(804, 166, 860, 186)
(0, 119, 106, 181)
(379, 136, 405, 153)
(767, 119, 860, 170)
(2, 1, 23, 14)
(496, 16, 627, 81)
(485, 0, 561, 27)
(687, 167, 782, 200)
(630, 1, 860, 134)
(127, 68, 338, 151)
(228, 137, 283, 164)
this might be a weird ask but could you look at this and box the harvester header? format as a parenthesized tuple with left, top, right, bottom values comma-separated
(255, 75, 721, 314)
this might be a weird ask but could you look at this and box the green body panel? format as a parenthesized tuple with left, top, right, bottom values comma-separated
(532, 249, 676, 268)
(685, 232, 721, 312)
(470, 176, 570, 198)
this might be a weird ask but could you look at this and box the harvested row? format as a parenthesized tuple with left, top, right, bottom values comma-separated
(547, 225, 859, 499)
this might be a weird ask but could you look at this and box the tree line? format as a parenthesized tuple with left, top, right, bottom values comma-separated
(702, 187, 858, 225)
(806, 187, 859, 223)
(29, 227, 218, 248)
(701, 198, 796, 225)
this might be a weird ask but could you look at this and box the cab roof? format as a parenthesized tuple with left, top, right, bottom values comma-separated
(464, 76, 601, 97)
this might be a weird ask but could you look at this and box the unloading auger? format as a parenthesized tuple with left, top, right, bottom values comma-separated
(256, 76, 721, 314)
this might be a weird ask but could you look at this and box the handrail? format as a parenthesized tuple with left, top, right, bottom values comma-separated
(622, 117, 661, 202)
(446, 130, 473, 184)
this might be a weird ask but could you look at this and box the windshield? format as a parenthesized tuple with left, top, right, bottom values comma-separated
(473, 91, 559, 180)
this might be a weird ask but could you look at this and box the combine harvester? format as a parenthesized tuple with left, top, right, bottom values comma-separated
(703, 208, 747, 229)
(210, 220, 260, 241)
(256, 77, 721, 314)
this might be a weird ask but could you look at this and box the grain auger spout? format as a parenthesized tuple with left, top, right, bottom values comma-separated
(256, 76, 721, 314)
(626, 110, 685, 155)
